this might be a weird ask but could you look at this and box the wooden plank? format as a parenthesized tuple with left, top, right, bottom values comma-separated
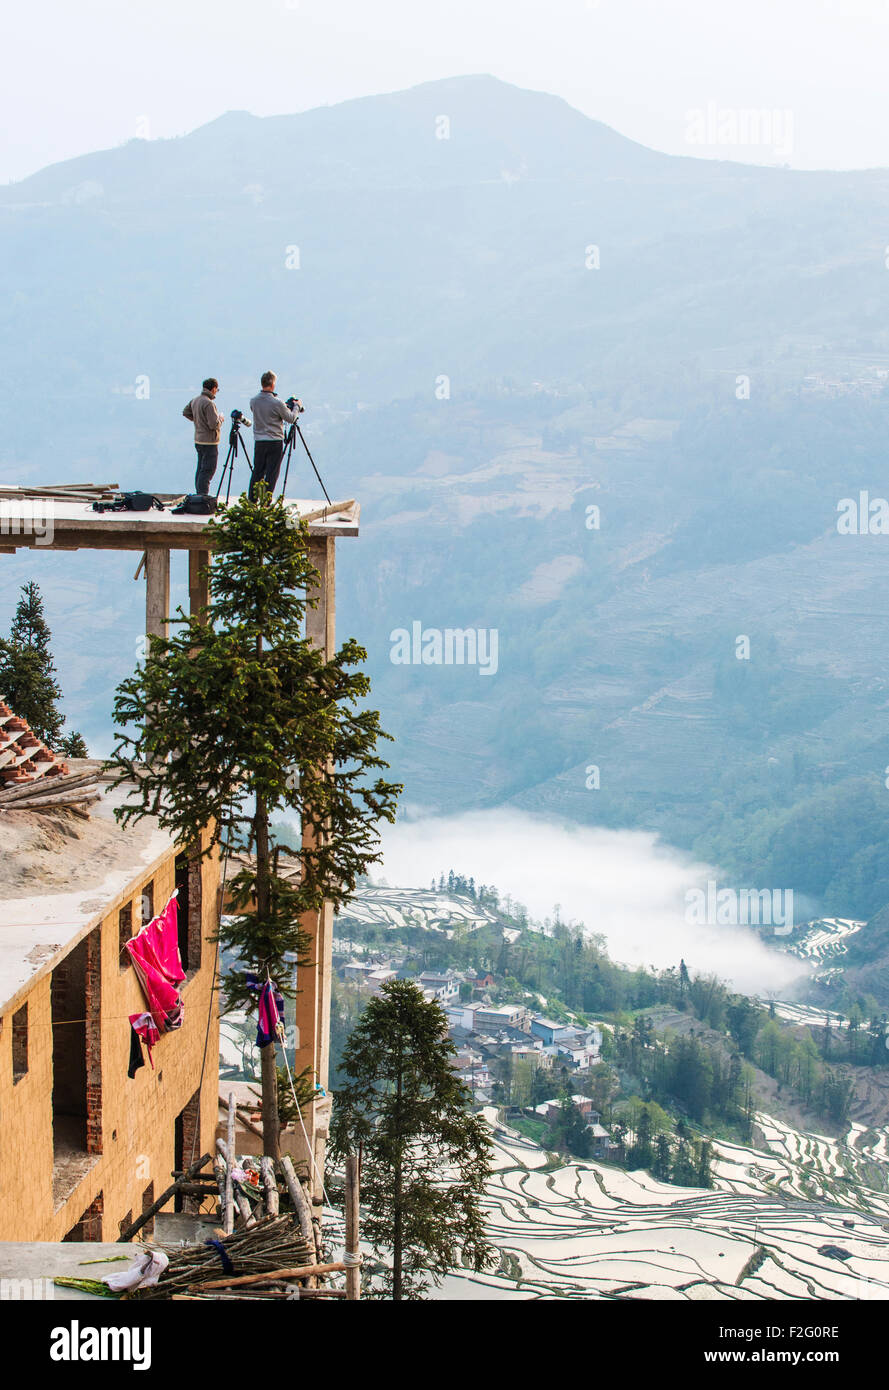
(1, 791, 101, 813)
(0, 769, 99, 804)
(295, 498, 356, 524)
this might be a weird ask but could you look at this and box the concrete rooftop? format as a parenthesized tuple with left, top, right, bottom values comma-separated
(0, 771, 174, 1014)
(0, 496, 359, 551)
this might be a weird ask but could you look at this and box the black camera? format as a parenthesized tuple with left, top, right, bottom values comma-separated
(231, 408, 251, 426)
(285, 396, 305, 413)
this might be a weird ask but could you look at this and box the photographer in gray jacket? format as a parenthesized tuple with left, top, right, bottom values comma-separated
(248, 370, 302, 500)
(183, 377, 225, 495)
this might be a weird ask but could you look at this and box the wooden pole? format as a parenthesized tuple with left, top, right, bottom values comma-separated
(345, 1154, 361, 1300)
(117, 1152, 212, 1241)
(260, 1156, 280, 1217)
(280, 1154, 314, 1246)
(217, 1093, 264, 1140)
(225, 1094, 235, 1234)
(216, 1135, 256, 1230)
(214, 1162, 227, 1222)
(194, 1261, 347, 1291)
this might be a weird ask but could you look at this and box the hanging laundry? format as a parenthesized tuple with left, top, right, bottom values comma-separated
(127, 1023, 146, 1078)
(126, 891, 186, 1033)
(245, 973, 285, 1047)
(128, 1012, 161, 1071)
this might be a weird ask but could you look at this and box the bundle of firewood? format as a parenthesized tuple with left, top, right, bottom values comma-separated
(134, 1215, 341, 1301)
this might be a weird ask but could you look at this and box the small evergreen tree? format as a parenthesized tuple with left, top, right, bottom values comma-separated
(627, 1104, 654, 1169)
(331, 979, 494, 1299)
(653, 1134, 672, 1180)
(697, 1139, 714, 1187)
(59, 731, 89, 758)
(109, 494, 400, 1155)
(0, 581, 69, 746)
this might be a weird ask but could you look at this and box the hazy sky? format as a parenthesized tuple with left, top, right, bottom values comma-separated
(3, 0, 888, 183)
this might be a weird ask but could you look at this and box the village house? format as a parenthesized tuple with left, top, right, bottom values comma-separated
(556, 1025, 603, 1071)
(530, 1015, 578, 1047)
(0, 753, 220, 1242)
(535, 1094, 599, 1124)
(416, 969, 462, 1004)
(509, 1042, 551, 1070)
(444, 1002, 477, 1032)
(342, 961, 377, 984)
(366, 968, 398, 994)
(474, 1003, 531, 1033)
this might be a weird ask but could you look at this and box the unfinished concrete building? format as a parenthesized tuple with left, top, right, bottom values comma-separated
(0, 750, 220, 1241)
(0, 488, 359, 1222)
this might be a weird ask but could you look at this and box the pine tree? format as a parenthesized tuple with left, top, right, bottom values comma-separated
(109, 495, 401, 1156)
(330, 980, 494, 1299)
(628, 1104, 654, 1169)
(653, 1134, 672, 1180)
(59, 731, 89, 758)
(0, 581, 65, 745)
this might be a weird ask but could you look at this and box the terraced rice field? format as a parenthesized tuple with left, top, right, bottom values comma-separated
(761, 998, 847, 1028)
(436, 1114, 889, 1300)
(783, 917, 864, 965)
(336, 886, 499, 935)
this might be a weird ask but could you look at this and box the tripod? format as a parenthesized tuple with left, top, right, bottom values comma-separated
(215, 413, 253, 505)
(279, 415, 332, 505)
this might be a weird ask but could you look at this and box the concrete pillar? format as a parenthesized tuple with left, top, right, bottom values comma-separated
(294, 537, 336, 1156)
(145, 547, 171, 645)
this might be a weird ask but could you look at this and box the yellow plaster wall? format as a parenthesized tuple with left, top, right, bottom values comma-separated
(0, 837, 220, 1241)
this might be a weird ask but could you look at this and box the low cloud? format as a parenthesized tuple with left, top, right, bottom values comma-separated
(378, 807, 807, 996)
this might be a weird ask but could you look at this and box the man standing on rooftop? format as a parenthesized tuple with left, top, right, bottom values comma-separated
(248, 371, 302, 501)
(183, 377, 225, 496)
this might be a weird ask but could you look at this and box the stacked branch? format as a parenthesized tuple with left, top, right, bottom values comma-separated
(136, 1215, 319, 1300)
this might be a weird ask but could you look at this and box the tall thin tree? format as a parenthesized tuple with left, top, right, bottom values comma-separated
(331, 979, 495, 1299)
(109, 494, 401, 1155)
(0, 580, 87, 753)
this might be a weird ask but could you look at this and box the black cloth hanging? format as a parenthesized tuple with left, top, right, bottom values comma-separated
(127, 1023, 145, 1079)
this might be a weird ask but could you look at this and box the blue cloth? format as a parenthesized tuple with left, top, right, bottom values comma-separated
(204, 1238, 234, 1275)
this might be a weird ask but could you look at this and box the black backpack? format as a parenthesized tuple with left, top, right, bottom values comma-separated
(171, 494, 217, 515)
(92, 492, 165, 514)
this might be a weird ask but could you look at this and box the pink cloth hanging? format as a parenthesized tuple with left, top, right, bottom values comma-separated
(126, 890, 186, 1033)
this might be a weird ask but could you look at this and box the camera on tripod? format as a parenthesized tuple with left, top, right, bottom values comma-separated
(285, 396, 304, 414)
(231, 408, 251, 426)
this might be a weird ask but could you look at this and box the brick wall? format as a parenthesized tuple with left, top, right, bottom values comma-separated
(64, 1193, 103, 1242)
(85, 926, 102, 1155)
(0, 831, 221, 1241)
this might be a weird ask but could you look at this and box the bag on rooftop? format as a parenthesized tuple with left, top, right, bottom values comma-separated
(171, 494, 217, 515)
(91, 492, 165, 514)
